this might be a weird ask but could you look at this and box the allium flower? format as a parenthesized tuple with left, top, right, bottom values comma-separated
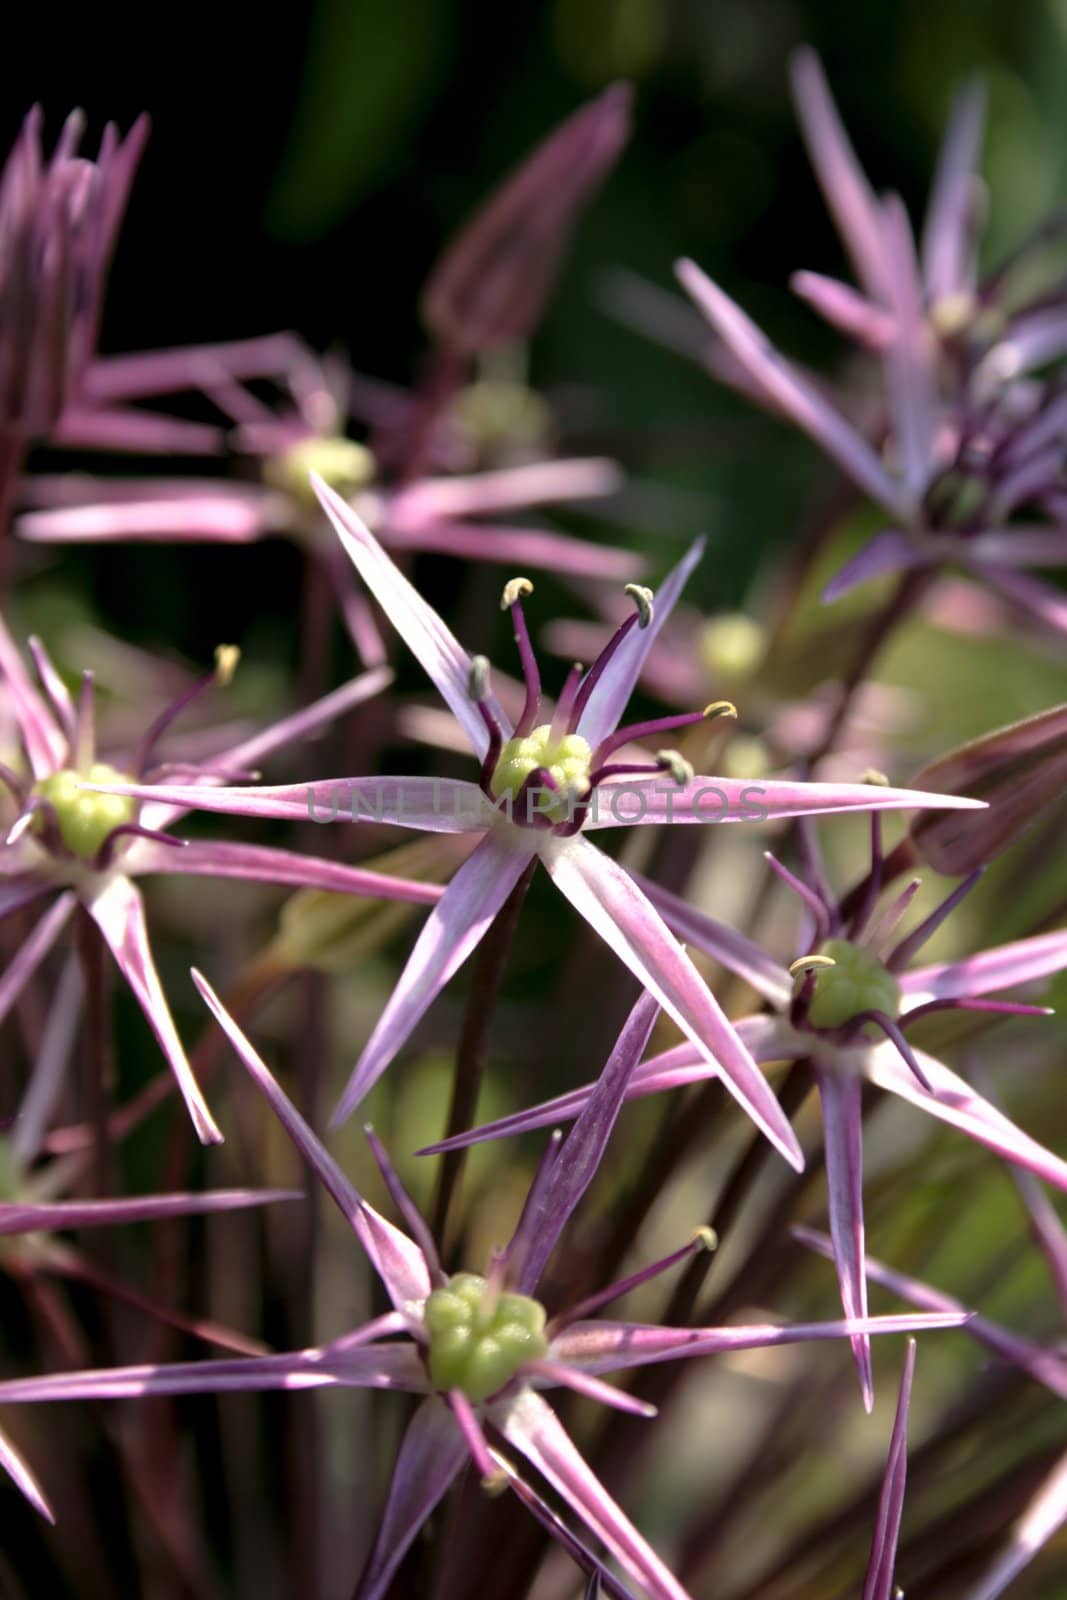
(94, 482, 982, 1165)
(0, 622, 443, 1142)
(430, 819, 1067, 1410)
(0, 108, 147, 460)
(673, 50, 1067, 635)
(0, 980, 967, 1599)
(18, 339, 635, 665)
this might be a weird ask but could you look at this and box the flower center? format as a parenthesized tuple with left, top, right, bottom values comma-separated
(489, 725, 593, 825)
(805, 937, 900, 1031)
(424, 1272, 548, 1403)
(32, 764, 136, 860)
(264, 435, 376, 507)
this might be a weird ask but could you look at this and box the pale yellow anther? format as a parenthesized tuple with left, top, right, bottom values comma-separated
(501, 577, 534, 610)
(624, 583, 655, 629)
(691, 1225, 718, 1252)
(703, 701, 738, 722)
(468, 655, 491, 701)
(481, 1468, 510, 1498)
(214, 645, 240, 686)
(789, 954, 837, 977)
(657, 749, 694, 787)
(861, 768, 890, 787)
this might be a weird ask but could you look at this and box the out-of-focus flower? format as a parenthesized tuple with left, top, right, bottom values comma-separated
(672, 51, 1067, 636)
(430, 816, 1067, 1410)
(0, 981, 967, 1600)
(0, 108, 147, 455)
(97, 483, 983, 1165)
(19, 342, 636, 666)
(0, 623, 443, 1142)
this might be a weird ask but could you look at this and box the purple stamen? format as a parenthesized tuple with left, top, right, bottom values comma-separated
(363, 1123, 445, 1285)
(134, 659, 233, 778)
(92, 824, 187, 872)
(903, 997, 1053, 1025)
(0, 762, 26, 804)
(591, 708, 710, 769)
(849, 814, 884, 940)
(549, 1233, 710, 1333)
(851, 1010, 934, 1091)
(470, 656, 505, 783)
(10, 796, 62, 854)
(886, 870, 984, 971)
(569, 608, 642, 729)
(513, 766, 561, 829)
(549, 662, 584, 742)
(503, 580, 542, 737)
(27, 637, 74, 737)
(447, 1389, 498, 1480)
(766, 851, 832, 945)
(522, 1359, 657, 1418)
(864, 877, 922, 956)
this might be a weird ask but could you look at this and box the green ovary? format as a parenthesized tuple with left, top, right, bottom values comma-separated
(806, 938, 901, 1031)
(33, 764, 136, 859)
(489, 724, 592, 824)
(265, 435, 375, 506)
(424, 1273, 548, 1403)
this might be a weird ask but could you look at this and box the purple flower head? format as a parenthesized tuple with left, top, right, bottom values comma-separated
(670, 50, 1067, 637)
(0, 981, 969, 1599)
(0, 620, 443, 1142)
(89, 484, 983, 1164)
(0, 107, 147, 443)
(432, 810, 1067, 1411)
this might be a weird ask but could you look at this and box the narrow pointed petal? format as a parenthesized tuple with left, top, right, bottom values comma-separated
(864, 1042, 1067, 1193)
(880, 195, 939, 497)
(551, 1311, 970, 1377)
(794, 1226, 1067, 1401)
(495, 1461, 638, 1600)
(585, 774, 984, 828)
(636, 875, 793, 1008)
(572, 537, 705, 748)
(0, 1343, 424, 1405)
(50, 407, 225, 454)
(313, 476, 510, 758)
(543, 835, 804, 1170)
(86, 876, 222, 1144)
(204, 666, 394, 783)
(863, 1341, 916, 1600)
(0, 612, 66, 779)
(355, 1397, 467, 1600)
(418, 1017, 791, 1155)
(524, 1360, 657, 1418)
(510, 992, 660, 1294)
(676, 259, 911, 518)
(18, 491, 272, 544)
(383, 518, 644, 583)
(192, 969, 431, 1315)
(93, 774, 488, 835)
(790, 271, 894, 349)
(902, 928, 1067, 1004)
(83, 333, 310, 399)
(922, 79, 986, 301)
(332, 831, 534, 1126)
(0, 1189, 300, 1236)
(501, 1388, 693, 1600)
(0, 891, 75, 1030)
(970, 562, 1067, 636)
(789, 48, 888, 297)
(388, 459, 623, 522)
(822, 530, 929, 605)
(130, 836, 445, 907)
(960, 1449, 1067, 1600)
(0, 1424, 54, 1522)
(815, 1066, 873, 1410)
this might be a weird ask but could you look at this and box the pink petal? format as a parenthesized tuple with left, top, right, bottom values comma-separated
(355, 1397, 467, 1600)
(543, 835, 804, 1170)
(383, 518, 644, 582)
(575, 538, 706, 748)
(864, 1043, 1067, 1193)
(51, 407, 225, 455)
(0, 612, 66, 778)
(584, 773, 984, 828)
(961, 1448, 1067, 1600)
(863, 1340, 916, 1600)
(332, 830, 535, 1125)
(83, 333, 309, 400)
(822, 530, 928, 603)
(0, 1423, 54, 1522)
(0, 891, 75, 1030)
(902, 928, 1067, 1003)
(313, 476, 511, 759)
(86, 875, 222, 1144)
(677, 258, 910, 517)
(636, 874, 793, 1008)
(922, 79, 986, 302)
(815, 1065, 873, 1411)
(0, 1189, 299, 1235)
(388, 459, 623, 523)
(879, 195, 939, 496)
(790, 271, 894, 349)
(18, 491, 272, 544)
(131, 837, 444, 907)
(500, 1388, 692, 1600)
(192, 970, 431, 1316)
